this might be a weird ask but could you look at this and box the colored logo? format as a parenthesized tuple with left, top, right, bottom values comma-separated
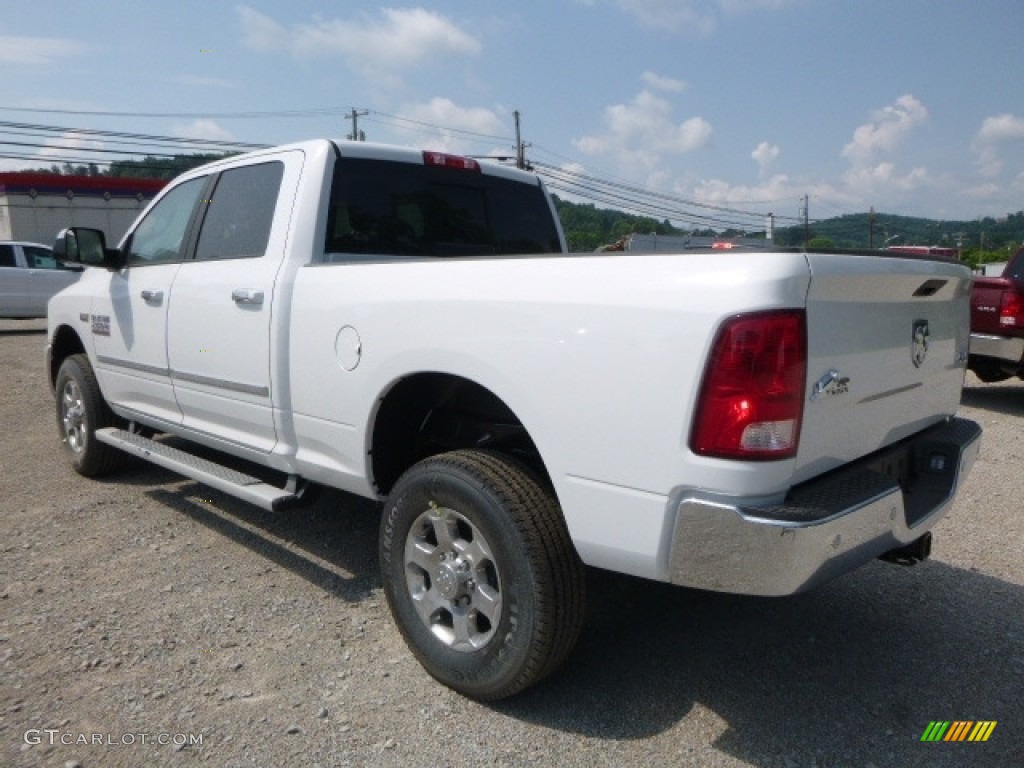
(920, 721, 997, 742)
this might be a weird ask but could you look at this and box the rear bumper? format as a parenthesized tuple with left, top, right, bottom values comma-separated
(668, 417, 982, 596)
(969, 332, 1024, 365)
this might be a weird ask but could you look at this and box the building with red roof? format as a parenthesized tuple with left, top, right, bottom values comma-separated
(0, 173, 167, 246)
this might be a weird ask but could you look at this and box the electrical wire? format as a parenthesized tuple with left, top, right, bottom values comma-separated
(0, 115, 830, 232)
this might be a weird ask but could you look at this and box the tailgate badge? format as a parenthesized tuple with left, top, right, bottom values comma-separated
(911, 319, 930, 368)
(811, 369, 850, 401)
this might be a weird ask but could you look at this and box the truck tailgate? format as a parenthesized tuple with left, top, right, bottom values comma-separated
(794, 253, 971, 485)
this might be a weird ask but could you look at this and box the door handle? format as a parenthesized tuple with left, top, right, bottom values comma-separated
(140, 289, 164, 303)
(231, 289, 264, 306)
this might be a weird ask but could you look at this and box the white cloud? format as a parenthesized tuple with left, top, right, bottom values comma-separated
(237, 5, 480, 81)
(0, 35, 93, 65)
(976, 113, 1024, 144)
(168, 75, 235, 89)
(641, 71, 688, 93)
(0, 131, 106, 173)
(842, 162, 931, 196)
(171, 119, 237, 143)
(395, 98, 507, 153)
(612, 0, 796, 34)
(690, 173, 795, 206)
(752, 141, 780, 175)
(613, 0, 717, 34)
(575, 89, 712, 172)
(403, 98, 505, 136)
(38, 133, 106, 161)
(971, 113, 1024, 178)
(841, 94, 928, 165)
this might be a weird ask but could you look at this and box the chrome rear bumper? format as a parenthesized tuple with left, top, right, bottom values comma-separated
(969, 332, 1024, 365)
(668, 417, 982, 596)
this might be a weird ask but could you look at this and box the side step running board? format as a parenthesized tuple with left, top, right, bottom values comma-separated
(95, 428, 300, 512)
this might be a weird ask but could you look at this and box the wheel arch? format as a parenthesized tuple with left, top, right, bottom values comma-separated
(369, 371, 552, 497)
(48, 324, 87, 390)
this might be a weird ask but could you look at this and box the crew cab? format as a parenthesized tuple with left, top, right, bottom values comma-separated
(46, 139, 981, 700)
(968, 246, 1024, 382)
(0, 241, 81, 318)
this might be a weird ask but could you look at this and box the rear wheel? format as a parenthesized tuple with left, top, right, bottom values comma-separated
(55, 354, 125, 476)
(379, 450, 585, 700)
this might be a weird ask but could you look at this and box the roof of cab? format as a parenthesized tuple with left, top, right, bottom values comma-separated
(176, 138, 541, 186)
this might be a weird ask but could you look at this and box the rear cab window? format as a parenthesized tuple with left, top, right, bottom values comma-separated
(323, 156, 562, 261)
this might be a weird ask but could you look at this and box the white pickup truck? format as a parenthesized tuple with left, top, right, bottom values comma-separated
(47, 139, 981, 700)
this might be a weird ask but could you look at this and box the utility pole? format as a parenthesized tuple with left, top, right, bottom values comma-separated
(514, 110, 529, 169)
(869, 206, 875, 249)
(346, 108, 368, 141)
(800, 194, 810, 246)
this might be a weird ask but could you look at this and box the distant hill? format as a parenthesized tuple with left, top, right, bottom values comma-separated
(553, 196, 1023, 267)
(773, 211, 1024, 252)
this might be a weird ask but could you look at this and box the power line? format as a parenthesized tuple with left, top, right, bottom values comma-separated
(0, 116, 824, 233)
(0, 105, 354, 119)
(365, 110, 513, 144)
(533, 161, 804, 231)
(0, 120, 266, 151)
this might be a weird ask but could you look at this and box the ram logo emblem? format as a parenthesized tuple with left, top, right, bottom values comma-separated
(912, 319, 930, 368)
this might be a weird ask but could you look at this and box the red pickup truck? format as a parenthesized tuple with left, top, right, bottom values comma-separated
(969, 246, 1024, 382)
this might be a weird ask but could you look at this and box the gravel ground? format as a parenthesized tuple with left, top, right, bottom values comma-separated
(1, 317, 1022, 768)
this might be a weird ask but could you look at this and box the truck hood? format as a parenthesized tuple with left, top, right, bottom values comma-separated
(793, 253, 972, 484)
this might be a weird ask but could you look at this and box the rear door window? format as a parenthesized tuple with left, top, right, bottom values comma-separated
(194, 162, 284, 261)
(23, 246, 60, 269)
(325, 157, 562, 259)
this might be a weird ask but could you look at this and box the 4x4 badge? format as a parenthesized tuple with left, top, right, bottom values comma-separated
(810, 369, 850, 401)
(912, 319, 930, 368)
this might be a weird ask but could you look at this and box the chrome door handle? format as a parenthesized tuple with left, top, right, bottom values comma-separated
(140, 289, 164, 303)
(231, 289, 264, 305)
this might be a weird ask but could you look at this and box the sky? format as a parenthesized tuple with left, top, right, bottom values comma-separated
(2, 0, 1022, 228)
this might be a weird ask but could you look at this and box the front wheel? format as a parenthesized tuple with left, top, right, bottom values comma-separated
(55, 354, 125, 476)
(379, 450, 585, 700)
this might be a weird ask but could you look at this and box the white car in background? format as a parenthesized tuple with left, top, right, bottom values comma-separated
(0, 241, 83, 318)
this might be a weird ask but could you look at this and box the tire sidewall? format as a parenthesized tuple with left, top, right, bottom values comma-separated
(380, 460, 541, 698)
(55, 354, 118, 476)
(55, 357, 92, 472)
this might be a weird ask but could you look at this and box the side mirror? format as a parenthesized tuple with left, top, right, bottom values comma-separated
(53, 227, 123, 270)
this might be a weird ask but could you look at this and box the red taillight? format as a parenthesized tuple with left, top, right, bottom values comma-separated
(422, 151, 480, 172)
(999, 290, 1022, 327)
(690, 310, 807, 460)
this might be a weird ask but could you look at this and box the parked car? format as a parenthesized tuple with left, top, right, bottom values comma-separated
(968, 246, 1024, 382)
(0, 241, 82, 318)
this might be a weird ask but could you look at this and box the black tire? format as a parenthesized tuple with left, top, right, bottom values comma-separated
(379, 450, 585, 700)
(54, 353, 125, 477)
